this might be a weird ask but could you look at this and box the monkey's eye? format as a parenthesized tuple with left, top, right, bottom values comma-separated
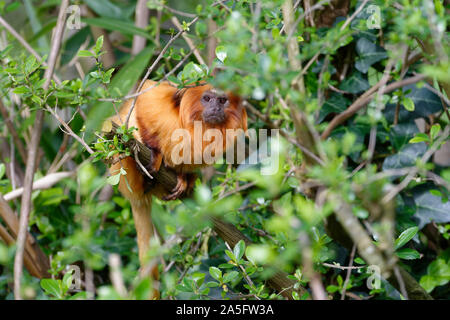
(218, 97, 228, 104)
(203, 95, 211, 102)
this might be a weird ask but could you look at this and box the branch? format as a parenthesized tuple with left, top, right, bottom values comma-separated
(321, 74, 427, 139)
(3, 171, 74, 201)
(13, 0, 69, 300)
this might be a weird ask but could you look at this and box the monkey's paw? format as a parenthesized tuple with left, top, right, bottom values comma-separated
(163, 173, 187, 201)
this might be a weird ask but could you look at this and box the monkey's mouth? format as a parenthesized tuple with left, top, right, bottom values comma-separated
(202, 110, 226, 124)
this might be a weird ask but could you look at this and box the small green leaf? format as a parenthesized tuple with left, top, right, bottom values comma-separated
(234, 240, 245, 261)
(206, 281, 220, 288)
(106, 173, 121, 185)
(62, 271, 73, 293)
(77, 50, 94, 57)
(403, 97, 415, 111)
(326, 285, 340, 293)
(223, 271, 239, 283)
(0, 163, 5, 179)
(209, 267, 222, 281)
(396, 248, 421, 260)
(409, 133, 429, 144)
(430, 124, 441, 141)
(95, 36, 104, 54)
(40, 279, 63, 299)
(395, 226, 419, 249)
(215, 45, 227, 62)
(13, 86, 29, 94)
(225, 249, 236, 262)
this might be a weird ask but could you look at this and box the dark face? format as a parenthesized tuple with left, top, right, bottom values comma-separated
(201, 90, 229, 125)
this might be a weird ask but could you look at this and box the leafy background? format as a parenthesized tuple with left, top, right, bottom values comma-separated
(0, 0, 449, 300)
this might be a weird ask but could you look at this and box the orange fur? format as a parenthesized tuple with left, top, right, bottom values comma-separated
(105, 80, 248, 298)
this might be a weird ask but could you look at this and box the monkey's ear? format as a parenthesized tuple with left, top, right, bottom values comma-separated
(172, 88, 187, 107)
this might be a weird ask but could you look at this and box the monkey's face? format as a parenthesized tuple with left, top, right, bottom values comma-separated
(178, 84, 247, 133)
(200, 90, 229, 125)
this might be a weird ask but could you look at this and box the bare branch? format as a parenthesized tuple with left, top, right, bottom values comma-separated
(14, 0, 69, 300)
(321, 74, 427, 139)
(3, 172, 74, 201)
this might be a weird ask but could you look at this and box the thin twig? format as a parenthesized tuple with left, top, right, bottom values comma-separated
(321, 74, 427, 139)
(341, 244, 356, 300)
(171, 16, 206, 65)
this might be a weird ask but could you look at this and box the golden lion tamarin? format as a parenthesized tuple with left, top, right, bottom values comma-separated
(104, 80, 247, 297)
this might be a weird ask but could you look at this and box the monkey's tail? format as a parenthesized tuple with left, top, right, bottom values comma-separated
(130, 198, 160, 298)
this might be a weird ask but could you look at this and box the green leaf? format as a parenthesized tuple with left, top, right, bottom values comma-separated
(318, 94, 350, 123)
(69, 291, 88, 300)
(77, 50, 94, 57)
(82, 17, 152, 40)
(395, 226, 419, 249)
(40, 279, 63, 299)
(209, 267, 222, 281)
(384, 84, 443, 123)
(430, 124, 441, 141)
(396, 248, 421, 260)
(95, 35, 104, 54)
(206, 281, 220, 287)
(84, 0, 134, 19)
(106, 173, 121, 186)
(0, 163, 5, 179)
(409, 133, 429, 144)
(368, 67, 383, 86)
(413, 187, 450, 229)
(354, 37, 388, 73)
(326, 285, 340, 293)
(234, 240, 245, 261)
(390, 123, 420, 149)
(339, 71, 370, 94)
(13, 86, 29, 94)
(419, 275, 438, 293)
(225, 249, 236, 262)
(403, 97, 415, 112)
(383, 142, 427, 170)
(62, 270, 74, 293)
(215, 45, 227, 62)
(223, 271, 239, 283)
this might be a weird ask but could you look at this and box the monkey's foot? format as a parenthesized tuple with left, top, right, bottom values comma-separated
(163, 173, 187, 201)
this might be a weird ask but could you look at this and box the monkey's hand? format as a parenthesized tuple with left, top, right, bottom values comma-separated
(162, 172, 196, 201)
